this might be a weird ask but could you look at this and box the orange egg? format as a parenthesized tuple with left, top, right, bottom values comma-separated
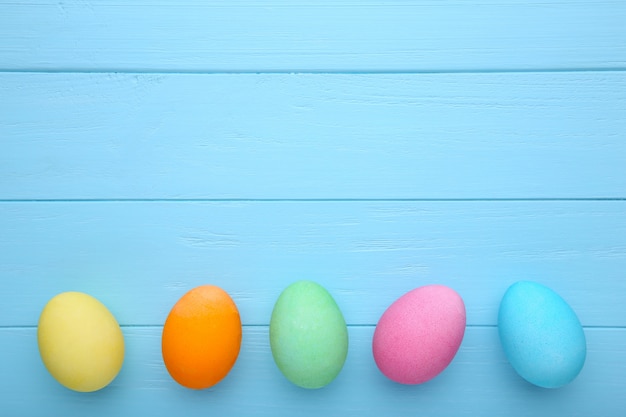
(161, 285, 242, 389)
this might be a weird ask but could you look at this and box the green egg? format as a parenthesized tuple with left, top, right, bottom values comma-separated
(269, 280, 349, 389)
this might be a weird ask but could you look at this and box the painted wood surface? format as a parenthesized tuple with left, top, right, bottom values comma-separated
(1, 201, 625, 327)
(1, 0, 625, 72)
(1, 0, 625, 416)
(2, 327, 625, 416)
(1, 72, 625, 199)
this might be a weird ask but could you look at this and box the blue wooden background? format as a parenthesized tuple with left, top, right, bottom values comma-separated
(1, 1, 625, 415)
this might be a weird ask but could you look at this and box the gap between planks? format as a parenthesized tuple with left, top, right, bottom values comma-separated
(2, 68, 626, 75)
(1, 198, 625, 203)
(2, 324, 625, 330)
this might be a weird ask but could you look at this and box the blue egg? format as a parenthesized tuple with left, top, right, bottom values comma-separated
(498, 281, 586, 388)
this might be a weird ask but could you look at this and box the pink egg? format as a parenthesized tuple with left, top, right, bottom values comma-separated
(372, 285, 466, 384)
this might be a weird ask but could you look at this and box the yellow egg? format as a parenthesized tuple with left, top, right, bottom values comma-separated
(37, 292, 125, 392)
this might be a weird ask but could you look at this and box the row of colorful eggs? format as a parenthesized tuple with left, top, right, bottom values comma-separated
(37, 281, 586, 393)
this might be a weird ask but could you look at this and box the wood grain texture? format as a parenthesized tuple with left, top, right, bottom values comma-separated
(1, 201, 624, 327)
(1, 0, 625, 72)
(2, 0, 625, 414)
(1, 327, 625, 417)
(1, 72, 625, 199)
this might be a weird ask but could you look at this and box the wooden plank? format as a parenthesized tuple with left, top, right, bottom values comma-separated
(1, 72, 625, 200)
(1, 326, 624, 416)
(0, 0, 625, 72)
(1, 201, 624, 327)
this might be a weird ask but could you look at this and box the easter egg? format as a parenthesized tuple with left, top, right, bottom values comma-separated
(270, 281, 348, 389)
(372, 284, 466, 384)
(161, 285, 242, 389)
(498, 281, 586, 388)
(37, 292, 125, 392)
